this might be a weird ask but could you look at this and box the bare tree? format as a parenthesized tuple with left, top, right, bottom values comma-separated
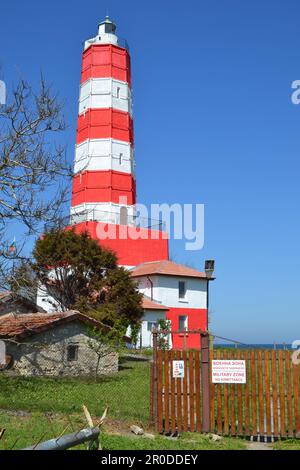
(0, 77, 72, 289)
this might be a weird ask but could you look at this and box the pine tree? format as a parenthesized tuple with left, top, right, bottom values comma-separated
(30, 229, 143, 330)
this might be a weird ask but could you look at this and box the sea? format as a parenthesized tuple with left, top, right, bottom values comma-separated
(214, 343, 294, 350)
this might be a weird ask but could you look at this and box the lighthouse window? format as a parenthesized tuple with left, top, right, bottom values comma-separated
(116, 87, 121, 99)
(119, 153, 123, 165)
(104, 23, 115, 34)
(178, 281, 186, 299)
(178, 315, 188, 332)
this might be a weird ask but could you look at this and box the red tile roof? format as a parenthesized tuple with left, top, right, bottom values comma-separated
(130, 260, 209, 279)
(0, 311, 109, 340)
(142, 296, 169, 311)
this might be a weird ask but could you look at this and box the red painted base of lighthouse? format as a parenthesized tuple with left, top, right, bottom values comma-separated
(69, 221, 169, 266)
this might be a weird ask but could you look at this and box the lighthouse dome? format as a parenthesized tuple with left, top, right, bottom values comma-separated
(84, 15, 118, 50)
(98, 16, 117, 34)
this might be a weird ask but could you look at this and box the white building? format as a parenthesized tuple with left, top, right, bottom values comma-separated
(130, 260, 213, 350)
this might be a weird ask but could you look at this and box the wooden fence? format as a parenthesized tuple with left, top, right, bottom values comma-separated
(151, 341, 300, 438)
(210, 349, 299, 438)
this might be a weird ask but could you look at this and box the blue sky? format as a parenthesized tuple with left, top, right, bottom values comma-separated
(1, 0, 299, 342)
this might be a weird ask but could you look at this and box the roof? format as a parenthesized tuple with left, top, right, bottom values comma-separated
(0, 311, 110, 340)
(130, 260, 211, 279)
(0, 291, 46, 313)
(142, 296, 169, 311)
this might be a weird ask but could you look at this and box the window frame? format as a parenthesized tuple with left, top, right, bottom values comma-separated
(178, 280, 187, 299)
(66, 344, 79, 362)
(178, 315, 188, 332)
(147, 321, 158, 332)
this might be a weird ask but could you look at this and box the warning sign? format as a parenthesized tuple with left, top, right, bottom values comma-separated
(172, 360, 185, 378)
(211, 360, 246, 384)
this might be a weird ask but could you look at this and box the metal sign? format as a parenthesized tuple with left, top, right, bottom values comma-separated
(212, 359, 246, 384)
(172, 360, 185, 378)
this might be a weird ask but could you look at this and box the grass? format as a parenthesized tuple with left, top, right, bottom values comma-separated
(0, 412, 246, 450)
(273, 439, 300, 450)
(0, 357, 150, 423)
(101, 432, 247, 450)
(0, 355, 297, 450)
(0, 355, 249, 450)
(0, 411, 86, 450)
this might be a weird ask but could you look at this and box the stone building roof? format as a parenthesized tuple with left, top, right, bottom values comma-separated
(0, 311, 110, 340)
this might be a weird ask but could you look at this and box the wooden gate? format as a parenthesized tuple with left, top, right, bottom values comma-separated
(150, 332, 300, 439)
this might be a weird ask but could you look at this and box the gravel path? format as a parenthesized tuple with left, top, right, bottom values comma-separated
(246, 441, 273, 450)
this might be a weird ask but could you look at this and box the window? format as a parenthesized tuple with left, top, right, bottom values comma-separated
(178, 281, 186, 299)
(104, 23, 115, 34)
(67, 344, 78, 362)
(147, 321, 157, 332)
(119, 152, 123, 165)
(116, 87, 121, 99)
(178, 315, 188, 332)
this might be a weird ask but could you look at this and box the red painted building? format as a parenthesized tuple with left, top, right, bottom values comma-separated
(130, 260, 211, 349)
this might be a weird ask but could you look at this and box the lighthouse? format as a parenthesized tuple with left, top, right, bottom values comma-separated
(70, 16, 169, 267)
(37, 17, 214, 348)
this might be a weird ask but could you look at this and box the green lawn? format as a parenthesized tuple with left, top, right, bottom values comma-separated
(101, 432, 247, 450)
(0, 357, 150, 423)
(273, 439, 300, 450)
(0, 412, 246, 450)
(1, 409, 298, 451)
(0, 411, 85, 450)
(0, 356, 296, 450)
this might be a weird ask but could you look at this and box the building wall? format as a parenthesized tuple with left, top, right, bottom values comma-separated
(139, 310, 167, 348)
(79, 78, 132, 115)
(5, 322, 118, 377)
(81, 45, 131, 86)
(166, 307, 207, 349)
(74, 139, 134, 175)
(136, 275, 207, 309)
(136, 275, 208, 350)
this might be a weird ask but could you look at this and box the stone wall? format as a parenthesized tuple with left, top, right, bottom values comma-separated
(5, 321, 118, 377)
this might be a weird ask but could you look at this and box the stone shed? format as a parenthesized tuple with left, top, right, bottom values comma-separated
(0, 311, 118, 377)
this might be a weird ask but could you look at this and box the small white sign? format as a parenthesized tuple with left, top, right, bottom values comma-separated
(212, 359, 246, 384)
(173, 360, 185, 378)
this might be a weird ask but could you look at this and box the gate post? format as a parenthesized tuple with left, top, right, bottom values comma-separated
(201, 331, 211, 433)
(151, 330, 158, 431)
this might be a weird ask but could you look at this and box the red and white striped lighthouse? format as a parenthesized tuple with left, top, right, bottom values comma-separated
(70, 17, 169, 267)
